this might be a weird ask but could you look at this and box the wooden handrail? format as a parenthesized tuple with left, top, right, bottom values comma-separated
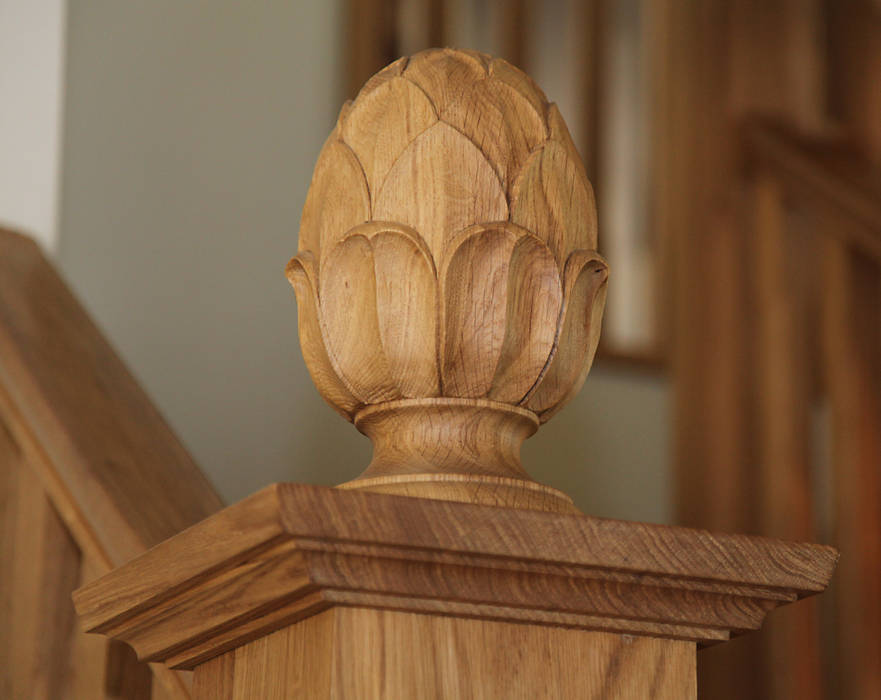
(0, 228, 223, 697)
(742, 119, 881, 261)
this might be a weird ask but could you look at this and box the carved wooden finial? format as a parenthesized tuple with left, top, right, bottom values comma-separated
(287, 48, 608, 513)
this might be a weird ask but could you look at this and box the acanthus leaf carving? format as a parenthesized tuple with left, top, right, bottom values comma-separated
(287, 49, 609, 512)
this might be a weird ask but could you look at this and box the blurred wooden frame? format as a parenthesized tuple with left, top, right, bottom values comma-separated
(660, 2, 881, 699)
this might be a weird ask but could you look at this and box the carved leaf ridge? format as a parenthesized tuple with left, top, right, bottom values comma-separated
(440, 223, 560, 401)
(291, 49, 607, 425)
(285, 252, 362, 418)
(298, 137, 370, 267)
(340, 76, 438, 202)
(525, 250, 608, 421)
(509, 139, 598, 265)
(346, 222, 439, 398)
(319, 235, 402, 403)
(373, 122, 508, 261)
(488, 235, 563, 403)
(402, 48, 488, 115)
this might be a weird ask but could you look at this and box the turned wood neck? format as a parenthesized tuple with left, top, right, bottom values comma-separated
(354, 398, 538, 478)
(340, 398, 577, 513)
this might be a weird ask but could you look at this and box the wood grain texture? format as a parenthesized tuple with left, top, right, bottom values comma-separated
(347, 397, 577, 512)
(375, 121, 509, 258)
(298, 139, 370, 267)
(225, 609, 333, 700)
(192, 652, 235, 700)
(285, 253, 361, 418)
(194, 608, 696, 699)
(287, 49, 608, 509)
(74, 483, 837, 670)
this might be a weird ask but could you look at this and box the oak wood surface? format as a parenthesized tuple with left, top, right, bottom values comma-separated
(194, 608, 696, 700)
(74, 483, 837, 671)
(345, 397, 577, 513)
(287, 49, 608, 509)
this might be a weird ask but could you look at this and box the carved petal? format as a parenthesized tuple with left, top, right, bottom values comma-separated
(489, 57, 549, 121)
(488, 236, 563, 403)
(285, 252, 361, 419)
(298, 140, 370, 264)
(320, 236, 401, 403)
(455, 48, 491, 71)
(441, 224, 525, 397)
(349, 222, 440, 398)
(510, 140, 597, 264)
(342, 77, 437, 204)
(402, 48, 487, 115)
(526, 250, 608, 421)
(374, 122, 508, 261)
(442, 78, 546, 194)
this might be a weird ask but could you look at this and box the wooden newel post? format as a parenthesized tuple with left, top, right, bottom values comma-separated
(73, 50, 836, 699)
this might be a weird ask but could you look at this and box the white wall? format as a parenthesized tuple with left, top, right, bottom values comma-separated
(0, 0, 66, 251)
(56, 1, 671, 524)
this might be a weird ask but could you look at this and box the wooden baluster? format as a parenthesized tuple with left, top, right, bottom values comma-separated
(0, 420, 80, 700)
(66, 557, 160, 700)
(66, 558, 111, 698)
(820, 230, 881, 700)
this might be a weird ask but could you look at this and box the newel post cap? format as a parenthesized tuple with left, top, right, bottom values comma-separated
(73, 484, 839, 671)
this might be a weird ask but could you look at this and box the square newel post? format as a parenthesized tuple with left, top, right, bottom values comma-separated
(74, 484, 836, 699)
(74, 49, 837, 698)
